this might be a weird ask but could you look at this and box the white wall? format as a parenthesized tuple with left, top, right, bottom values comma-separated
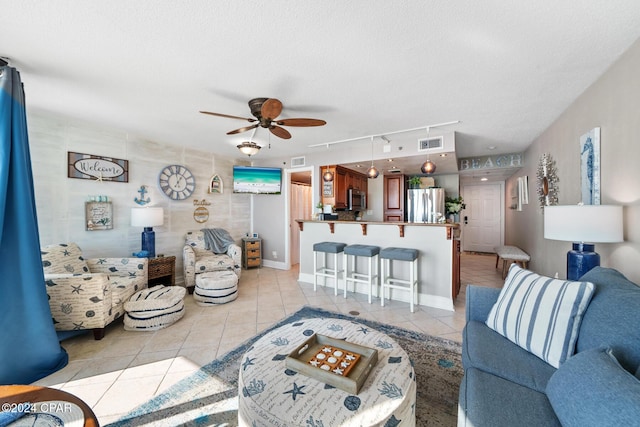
(505, 38, 640, 283)
(29, 112, 251, 286)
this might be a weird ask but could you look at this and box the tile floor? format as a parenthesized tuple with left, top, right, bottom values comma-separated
(33, 252, 504, 424)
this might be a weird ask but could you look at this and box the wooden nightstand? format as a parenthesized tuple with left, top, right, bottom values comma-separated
(242, 238, 262, 269)
(148, 255, 176, 286)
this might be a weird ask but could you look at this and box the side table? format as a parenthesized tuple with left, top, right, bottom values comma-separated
(148, 256, 176, 286)
(241, 238, 262, 269)
(0, 385, 98, 426)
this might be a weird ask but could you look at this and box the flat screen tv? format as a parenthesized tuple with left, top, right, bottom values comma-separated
(233, 166, 282, 195)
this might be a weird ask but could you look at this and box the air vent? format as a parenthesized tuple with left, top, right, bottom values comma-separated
(388, 169, 403, 174)
(418, 136, 443, 151)
(290, 156, 305, 167)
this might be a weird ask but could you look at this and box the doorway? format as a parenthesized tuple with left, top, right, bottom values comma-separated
(461, 183, 504, 253)
(288, 169, 313, 267)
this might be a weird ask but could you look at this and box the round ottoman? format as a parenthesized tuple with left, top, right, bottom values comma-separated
(194, 270, 239, 305)
(124, 285, 186, 331)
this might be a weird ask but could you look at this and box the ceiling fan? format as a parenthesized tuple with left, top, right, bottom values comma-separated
(200, 97, 326, 139)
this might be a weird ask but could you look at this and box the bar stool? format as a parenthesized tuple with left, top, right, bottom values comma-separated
(343, 244, 380, 303)
(313, 241, 347, 295)
(380, 247, 419, 312)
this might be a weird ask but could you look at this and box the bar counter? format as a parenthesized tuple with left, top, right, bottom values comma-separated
(296, 220, 460, 311)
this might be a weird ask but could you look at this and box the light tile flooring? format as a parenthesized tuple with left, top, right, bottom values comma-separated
(33, 252, 503, 424)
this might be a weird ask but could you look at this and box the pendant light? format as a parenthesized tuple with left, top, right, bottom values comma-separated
(420, 127, 436, 174)
(367, 137, 379, 179)
(322, 167, 334, 182)
(421, 159, 436, 174)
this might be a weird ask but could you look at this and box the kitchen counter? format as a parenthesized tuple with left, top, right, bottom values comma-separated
(296, 220, 461, 311)
(297, 219, 459, 238)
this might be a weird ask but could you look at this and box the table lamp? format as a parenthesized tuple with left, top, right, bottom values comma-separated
(131, 207, 164, 258)
(544, 205, 623, 280)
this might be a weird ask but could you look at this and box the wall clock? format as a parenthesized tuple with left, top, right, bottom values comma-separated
(158, 164, 195, 200)
(536, 153, 559, 208)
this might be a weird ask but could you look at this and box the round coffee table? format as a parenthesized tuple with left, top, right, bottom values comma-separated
(238, 317, 416, 426)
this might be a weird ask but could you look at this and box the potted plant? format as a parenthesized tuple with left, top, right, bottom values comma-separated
(408, 176, 422, 189)
(315, 202, 324, 213)
(445, 196, 465, 222)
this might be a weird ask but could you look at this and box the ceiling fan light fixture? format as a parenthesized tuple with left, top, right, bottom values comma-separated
(237, 141, 261, 156)
(421, 159, 436, 174)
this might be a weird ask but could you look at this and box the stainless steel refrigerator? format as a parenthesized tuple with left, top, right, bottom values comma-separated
(406, 188, 445, 223)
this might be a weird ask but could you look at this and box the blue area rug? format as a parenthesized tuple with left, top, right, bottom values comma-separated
(107, 306, 462, 426)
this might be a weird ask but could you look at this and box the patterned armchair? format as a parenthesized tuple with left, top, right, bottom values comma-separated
(41, 243, 148, 340)
(183, 230, 241, 291)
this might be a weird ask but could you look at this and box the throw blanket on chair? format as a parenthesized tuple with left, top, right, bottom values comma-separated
(202, 228, 235, 254)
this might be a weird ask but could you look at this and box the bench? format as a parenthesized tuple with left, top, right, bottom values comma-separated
(494, 245, 531, 279)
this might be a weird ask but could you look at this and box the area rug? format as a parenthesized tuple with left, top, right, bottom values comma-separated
(107, 306, 463, 427)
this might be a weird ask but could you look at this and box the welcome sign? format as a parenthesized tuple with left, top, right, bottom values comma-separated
(67, 152, 129, 182)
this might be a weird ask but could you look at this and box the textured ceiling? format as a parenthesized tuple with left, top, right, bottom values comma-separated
(2, 1, 639, 176)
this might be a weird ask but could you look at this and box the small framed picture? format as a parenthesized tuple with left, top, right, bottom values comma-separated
(252, 233, 259, 238)
(85, 201, 113, 231)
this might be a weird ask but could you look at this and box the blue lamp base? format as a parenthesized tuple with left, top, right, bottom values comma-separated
(567, 243, 599, 280)
(141, 227, 156, 258)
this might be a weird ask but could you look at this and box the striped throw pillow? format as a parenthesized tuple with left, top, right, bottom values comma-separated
(485, 264, 595, 368)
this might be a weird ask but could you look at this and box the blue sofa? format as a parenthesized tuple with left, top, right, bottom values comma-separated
(458, 267, 640, 427)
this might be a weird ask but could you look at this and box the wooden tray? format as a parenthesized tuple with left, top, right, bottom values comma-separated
(285, 334, 378, 394)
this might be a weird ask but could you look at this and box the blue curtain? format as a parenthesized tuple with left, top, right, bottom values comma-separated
(0, 66, 68, 384)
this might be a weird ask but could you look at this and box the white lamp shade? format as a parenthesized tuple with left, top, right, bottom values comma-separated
(544, 205, 623, 243)
(131, 207, 164, 227)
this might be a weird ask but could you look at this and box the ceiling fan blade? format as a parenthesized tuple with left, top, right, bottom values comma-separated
(261, 98, 283, 120)
(269, 125, 291, 139)
(200, 111, 256, 122)
(227, 124, 259, 135)
(276, 118, 327, 127)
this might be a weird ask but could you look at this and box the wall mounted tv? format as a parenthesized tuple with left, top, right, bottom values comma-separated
(233, 166, 282, 195)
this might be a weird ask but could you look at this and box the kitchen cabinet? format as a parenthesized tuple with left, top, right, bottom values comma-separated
(321, 165, 367, 210)
(335, 167, 347, 208)
(384, 174, 405, 221)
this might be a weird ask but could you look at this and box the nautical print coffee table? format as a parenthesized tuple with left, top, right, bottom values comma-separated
(238, 317, 416, 426)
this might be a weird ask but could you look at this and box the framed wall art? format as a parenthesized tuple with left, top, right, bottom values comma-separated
(209, 174, 223, 194)
(68, 152, 129, 182)
(85, 201, 113, 231)
(536, 153, 559, 208)
(579, 127, 600, 205)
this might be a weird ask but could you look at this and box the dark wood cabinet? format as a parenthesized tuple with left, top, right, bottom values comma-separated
(452, 239, 461, 299)
(383, 174, 405, 221)
(334, 168, 348, 208)
(321, 165, 367, 210)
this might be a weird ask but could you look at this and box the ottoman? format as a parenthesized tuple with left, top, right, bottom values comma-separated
(194, 270, 239, 305)
(124, 285, 186, 331)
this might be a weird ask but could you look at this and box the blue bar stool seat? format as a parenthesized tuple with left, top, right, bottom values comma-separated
(380, 247, 419, 312)
(313, 241, 347, 295)
(343, 244, 380, 303)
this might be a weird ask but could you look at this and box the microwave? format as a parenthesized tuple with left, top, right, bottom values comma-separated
(348, 188, 366, 211)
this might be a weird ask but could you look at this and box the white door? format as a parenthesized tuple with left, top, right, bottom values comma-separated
(461, 183, 504, 253)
